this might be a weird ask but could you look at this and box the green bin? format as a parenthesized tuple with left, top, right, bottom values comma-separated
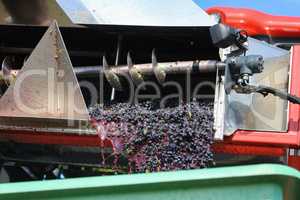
(0, 164, 299, 200)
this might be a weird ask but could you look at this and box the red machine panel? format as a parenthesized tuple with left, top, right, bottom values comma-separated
(206, 7, 300, 38)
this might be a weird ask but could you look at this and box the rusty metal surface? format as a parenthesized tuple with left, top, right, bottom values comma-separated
(0, 21, 90, 131)
(109, 60, 221, 76)
(102, 56, 123, 91)
(127, 52, 144, 88)
(101, 57, 223, 90)
(152, 49, 166, 84)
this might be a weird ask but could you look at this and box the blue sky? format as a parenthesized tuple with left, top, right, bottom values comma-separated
(193, 0, 300, 16)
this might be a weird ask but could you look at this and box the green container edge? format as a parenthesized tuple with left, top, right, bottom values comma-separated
(0, 164, 299, 195)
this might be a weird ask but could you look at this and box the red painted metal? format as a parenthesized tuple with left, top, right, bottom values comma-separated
(206, 7, 300, 37)
(0, 130, 112, 147)
(212, 143, 285, 157)
(288, 156, 300, 171)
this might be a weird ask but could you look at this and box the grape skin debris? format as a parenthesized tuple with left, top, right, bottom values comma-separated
(89, 100, 214, 172)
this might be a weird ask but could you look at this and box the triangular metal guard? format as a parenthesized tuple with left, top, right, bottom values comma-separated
(0, 21, 90, 130)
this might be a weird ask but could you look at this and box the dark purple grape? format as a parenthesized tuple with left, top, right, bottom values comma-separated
(89, 99, 214, 173)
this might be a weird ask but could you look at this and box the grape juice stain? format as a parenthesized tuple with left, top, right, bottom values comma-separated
(90, 100, 215, 173)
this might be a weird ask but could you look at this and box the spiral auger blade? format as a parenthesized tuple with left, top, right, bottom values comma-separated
(103, 56, 123, 91)
(152, 49, 166, 85)
(1, 56, 16, 86)
(127, 52, 145, 89)
(2, 56, 12, 78)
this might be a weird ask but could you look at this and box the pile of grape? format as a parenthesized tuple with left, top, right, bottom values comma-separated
(89, 100, 214, 172)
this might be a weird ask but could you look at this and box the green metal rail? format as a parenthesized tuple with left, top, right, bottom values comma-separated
(0, 164, 299, 200)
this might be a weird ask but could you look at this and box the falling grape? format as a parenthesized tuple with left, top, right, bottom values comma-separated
(89, 100, 214, 173)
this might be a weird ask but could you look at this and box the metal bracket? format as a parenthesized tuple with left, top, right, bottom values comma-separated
(213, 68, 225, 140)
